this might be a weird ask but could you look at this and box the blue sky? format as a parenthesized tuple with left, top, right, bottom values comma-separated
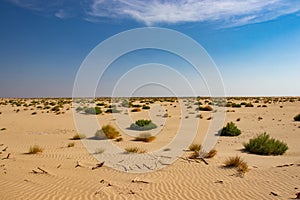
(0, 0, 300, 97)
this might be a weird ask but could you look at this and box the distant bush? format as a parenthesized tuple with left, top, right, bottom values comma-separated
(75, 107, 84, 112)
(231, 103, 241, 108)
(198, 105, 213, 111)
(28, 145, 43, 154)
(67, 142, 75, 147)
(134, 132, 156, 142)
(142, 105, 150, 110)
(72, 133, 86, 140)
(131, 108, 141, 112)
(245, 103, 254, 107)
(244, 133, 288, 155)
(84, 107, 102, 115)
(31, 112, 37, 115)
(96, 102, 105, 106)
(97, 125, 120, 139)
(220, 122, 241, 136)
(130, 119, 157, 131)
(294, 114, 300, 121)
(105, 108, 121, 113)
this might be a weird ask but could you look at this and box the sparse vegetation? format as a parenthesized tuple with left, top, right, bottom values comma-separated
(134, 132, 156, 142)
(244, 132, 288, 155)
(189, 143, 202, 151)
(142, 105, 150, 109)
(100, 125, 120, 139)
(28, 145, 43, 154)
(31, 112, 37, 115)
(294, 114, 300, 121)
(125, 147, 147, 154)
(220, 122, 241, 136)
(68, 142, 75, 147)
(72, 133, 86, 140)
(84, 107, 102, 115)
(131, 108, 141, 112)
(224, 155, 248, 174)
(198, 105, 213, 111)
(204, 149, 217, 158)
(130, 119, 157, 131)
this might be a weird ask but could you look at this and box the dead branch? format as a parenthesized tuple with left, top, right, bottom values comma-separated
(2, 147, 8, 151)
(92, 162, 104, 170)
(37, 167, 49, 174)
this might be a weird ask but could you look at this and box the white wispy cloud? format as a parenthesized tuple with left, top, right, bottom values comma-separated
(7, 0, 300, 27)
(88, 0, 300, 26)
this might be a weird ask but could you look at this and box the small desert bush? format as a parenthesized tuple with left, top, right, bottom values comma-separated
(31, 112, 37, 115)
(142, 105, 150, 109)
(134, 132, 156, 142)
(224, 155, 248, 173)
(245, 103, 254, 107)
(243, 132, 288, 155)
(28, 145, 43, 154)
(189, 143, 202, 151)
(105, 108, 121, 113)
(231, 103, 241, 108)
(125, 147, 147, 154)
(220, 122, 241, 136)
(72, 133, 86, 140)
(75, 106, 84, 112)
(131, 108, 141, 112)
(130, 119, 157, 131)
(67, 142, 75, 147)
(294, 114, 300, 121)
(198, 105, 213, 111)
(84, 107, 102, 115)
(98, 125, 120, 139)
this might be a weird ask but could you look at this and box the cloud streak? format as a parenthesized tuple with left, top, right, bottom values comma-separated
(7, 0, 300, 27)
(88, 0, 300, 26)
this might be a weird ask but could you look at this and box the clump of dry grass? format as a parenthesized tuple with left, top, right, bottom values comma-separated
(67, 142, 75, 147)
(72, 133, 86, 140)
(189, 143, 202, 151)
(28, 145, 43, 154)
(95, 125, 120, 139)
(204, 149, 217, 158)
(224, 155, 248, 174)
(134, 132, 156, 142)
(125, 147, 147, 154)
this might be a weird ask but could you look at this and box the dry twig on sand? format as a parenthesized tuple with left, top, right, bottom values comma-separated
(92, 162, 104, 170)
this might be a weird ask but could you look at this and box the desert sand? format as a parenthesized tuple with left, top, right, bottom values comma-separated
(0, 97, 299, 199)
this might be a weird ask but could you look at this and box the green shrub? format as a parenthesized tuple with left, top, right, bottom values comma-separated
(84, 107, 102, 115)
(130, 119, 157, 131)
(75, 106, 84, 112)
(142, 105, 150, 109)
(105, 108, 121, 113)
(245, 103, 254, 107)
(232, 103, 241, 108)
(294, 114, 300, 121)
(244, 133, 288, 155)
(96, 125, 120, 139)
(220, 122, 241, 136)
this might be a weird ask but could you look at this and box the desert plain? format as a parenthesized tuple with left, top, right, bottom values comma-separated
(0, 97, 299, 200)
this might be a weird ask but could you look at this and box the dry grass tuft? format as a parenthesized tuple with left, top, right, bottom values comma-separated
(134, 132, 156, 142)
(125, 147, 147, 154)
(189, 143, 202, 151)
(72, 133, 86, 140)
(67, 142, 75, 147)
(224, 155, 248, 174)
(204, 149, 217, 158)
(28, 145, 43, 154)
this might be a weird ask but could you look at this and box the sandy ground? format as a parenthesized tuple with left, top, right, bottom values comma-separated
(0, 97, 299, 199)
